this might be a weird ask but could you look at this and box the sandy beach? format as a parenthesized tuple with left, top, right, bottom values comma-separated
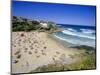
(12, 31, 85, 73)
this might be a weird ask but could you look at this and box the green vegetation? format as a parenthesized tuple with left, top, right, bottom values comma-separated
(71, 45, 95, 51)
(30, 54, 95, 73)
(30, 45, 96, 73)
(12, 16, 58, 32)
(12, 16, 40, 31)
(64, 54, 96, 71)
(47, 22, 58, 30)
(71, 45, 95, 55)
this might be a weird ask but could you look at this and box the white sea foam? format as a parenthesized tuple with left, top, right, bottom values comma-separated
(67, 28, 76, 32)
(54, 34, 95, 47)
(62, 30, 95, 40)
(80, 29, 95, 34)
(54, 34, 69, 42)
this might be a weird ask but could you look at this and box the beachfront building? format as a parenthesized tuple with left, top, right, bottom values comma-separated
(40, 22, 48, 28)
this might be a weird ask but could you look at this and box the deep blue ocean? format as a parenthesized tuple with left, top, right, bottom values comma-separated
(53, 24, 96, 47)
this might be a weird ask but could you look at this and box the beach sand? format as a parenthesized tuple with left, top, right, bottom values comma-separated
(12, 31, 84, 73)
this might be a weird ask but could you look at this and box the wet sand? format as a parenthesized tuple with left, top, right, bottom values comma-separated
(12, 31, 84, 73)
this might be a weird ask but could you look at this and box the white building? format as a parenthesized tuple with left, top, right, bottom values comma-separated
(40, 22, 48, 28)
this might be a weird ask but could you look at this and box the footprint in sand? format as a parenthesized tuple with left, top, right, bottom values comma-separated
(16, 54, 21, 59)
(20, 33, 25, 37)
(42, 52, 46, 56)
(24, 50, 27, 53)
(19, 39, 21, 42)
(56, 51, 60, 54)
(43, 46, 47, 49)
(29, 51, 32, 54)
(52, 57, 56, 62)
(54, 55, 57, 57)
(14, 45, 16, 47)
(34, 50, 38, 53)
(30, 46, 34, 50)
(41, 50, 44, 52)
(14, 50, 20, 55)
(25, 48, 28, 50)
(36, 55, 40, 58)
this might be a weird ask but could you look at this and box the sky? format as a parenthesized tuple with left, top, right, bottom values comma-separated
(12, 1, 96, 26)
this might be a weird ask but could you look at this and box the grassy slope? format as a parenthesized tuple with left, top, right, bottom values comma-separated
(30, 49, 96, 73)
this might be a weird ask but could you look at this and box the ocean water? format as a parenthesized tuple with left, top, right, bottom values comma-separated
(53, 24, 96, 47)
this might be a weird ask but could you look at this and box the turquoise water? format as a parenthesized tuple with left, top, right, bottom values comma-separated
(53, 24, 96, 47)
